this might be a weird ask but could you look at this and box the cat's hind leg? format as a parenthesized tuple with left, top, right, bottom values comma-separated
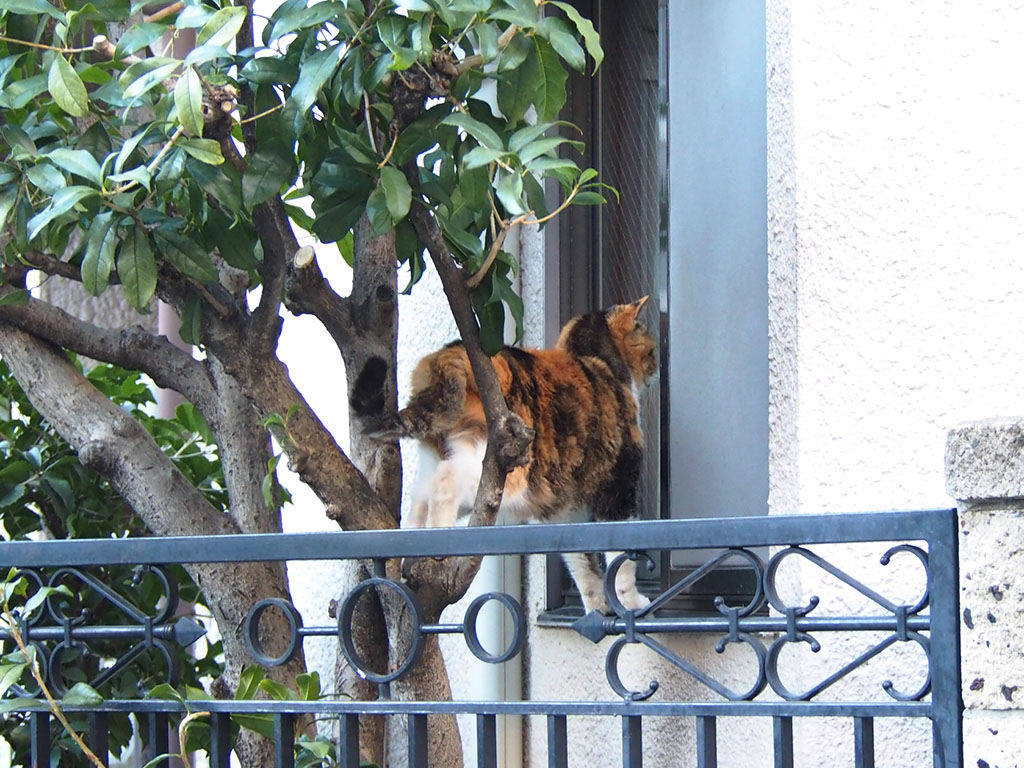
(562, 552, 609, 615)
(424, 438, 484, 528)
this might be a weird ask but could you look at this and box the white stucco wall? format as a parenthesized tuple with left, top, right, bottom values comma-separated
(767, 1, 1024, 766)
(277, 1, 1024, 765)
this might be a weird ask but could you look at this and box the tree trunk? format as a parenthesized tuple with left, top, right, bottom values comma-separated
(0, 323, 305, 767)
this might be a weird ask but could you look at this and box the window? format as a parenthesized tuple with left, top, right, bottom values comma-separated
(542, 0, 768, 616)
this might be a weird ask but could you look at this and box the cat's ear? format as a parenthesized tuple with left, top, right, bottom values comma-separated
(623, 296, 649, 324)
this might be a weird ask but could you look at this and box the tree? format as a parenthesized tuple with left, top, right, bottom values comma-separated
(0, 0, 605, 764)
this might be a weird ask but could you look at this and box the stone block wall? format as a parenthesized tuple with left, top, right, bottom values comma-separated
(947, 419, 1024, 768)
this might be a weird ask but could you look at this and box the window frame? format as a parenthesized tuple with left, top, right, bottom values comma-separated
(540, 0, 769, 618)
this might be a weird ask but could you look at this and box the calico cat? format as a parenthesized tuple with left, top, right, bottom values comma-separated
(362, 297, 657, 614)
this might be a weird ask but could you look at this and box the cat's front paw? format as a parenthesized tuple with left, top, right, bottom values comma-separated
(617, 590, 651, 612)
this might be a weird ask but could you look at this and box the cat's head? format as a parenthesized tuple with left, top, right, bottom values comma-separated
(557, 297, 658, 386)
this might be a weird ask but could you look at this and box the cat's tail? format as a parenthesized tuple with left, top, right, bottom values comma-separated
(349, 356, 406, 440)
(351, 346, 476, 441)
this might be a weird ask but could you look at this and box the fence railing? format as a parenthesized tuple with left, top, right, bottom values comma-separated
(0, 508, 962, 768)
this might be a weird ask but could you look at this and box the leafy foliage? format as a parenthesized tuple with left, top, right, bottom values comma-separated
(0, 360, 226, 765)
(0, 0, 607, 351)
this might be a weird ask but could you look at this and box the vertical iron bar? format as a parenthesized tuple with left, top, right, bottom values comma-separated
(30, 711, 49, 768)
(147, 713, 170, 768)
(477, 714, 498, 768)
(696, 716, 717, 768)
(274, 713, 295, 768)
(927, 508, 963, 768)
(547, 714, 568, 768)
(854, 717, 875, 768)
(622, 715, 643, 768)
(773, 716, 793, 768)
(208, 712, 232, 768)
(88, 712, 109, 767)
(408, 714, 428, 768)
(338, 713, 360, 768)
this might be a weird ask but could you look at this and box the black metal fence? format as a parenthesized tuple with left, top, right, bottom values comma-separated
(0, 508, 962, 767)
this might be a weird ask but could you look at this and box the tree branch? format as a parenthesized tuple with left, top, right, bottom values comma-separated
(205, 337, 396, 533)
(0, 293, 219, 421)
(402, 168, 534, 611)
(283, 247, 356, 352)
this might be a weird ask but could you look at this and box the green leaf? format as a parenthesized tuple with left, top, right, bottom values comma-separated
(2, 0, 63, 20)
(1, 73, 48, 110)
(114, 21, 167, 58)
(268, 1, 339, 43)
(81, 211, 117, 296)
(441, 112, 503, 151)
(0, 662, 28, 698)
(187, 157, 242, 213)
(236, 666, 264, 700)
(379, 166, 411, 221)
(533, 37, 568, 122)
(27, 186, 97, 241)
(550, 1, 604, 71)
(3, 125, 37, 157)
(519, 136, 578, 165)
(174, 67, 204, 137)
(196, 6, 247, 48)
(62, 682, 103, 707)
(572, 190, 607, 205)
(117, 228, 157, 311)
(175, 4, 214, 29)
(472, 21, 499, 63)
(0, 189, 16, 234)
(181, 138, 224, 166)
(146, 683, 185, 703)
(179, 294, 203, 346)
(153, 228, 218, 283)
(23, 584, 71, 616)
(206, 210, 259, 271)
(494, 169, 527, 215)
(537, 16, 586, 73)
(185, 43, 233, 66)
(242, 148, 294, 208)
(497, 40, 538, 124)
(0, 290, 29, 308)
(489, 0, 539, 27)
(120, 57, 179, 100)
(258, 678, 296, 701)
(241, 57, 299, 86)
(25, 163, 65, 196)
(462, 146, 508, 170)
(365, 187, 391, 236)
(284, 44, 344, 136)
(48, 56, 89, 117)
(45, 148, 102, 185)
(296, 671, 321, 701)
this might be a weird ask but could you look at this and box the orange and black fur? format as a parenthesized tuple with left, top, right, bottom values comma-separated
(355, 297, 657, 614)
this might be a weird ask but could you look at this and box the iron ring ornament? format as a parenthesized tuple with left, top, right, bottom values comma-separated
(573, 544, 933, 704)
(0, 566, 206, 698)
(243, 576, 526, 687)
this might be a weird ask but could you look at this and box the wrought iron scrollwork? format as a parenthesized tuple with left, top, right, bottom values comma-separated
(0, 566, 206, 697)
(572, 543, 934, 704)
(243, 574, 526, 687)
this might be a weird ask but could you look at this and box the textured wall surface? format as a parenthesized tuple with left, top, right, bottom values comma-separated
(948, 419, 1024, 768)
(770, 1, 1024, 766)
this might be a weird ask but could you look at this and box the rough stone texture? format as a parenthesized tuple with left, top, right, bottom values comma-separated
(963, 710, 1024, 768)
(958, 506, 1024, 710)
(946, 420, 1024, 503)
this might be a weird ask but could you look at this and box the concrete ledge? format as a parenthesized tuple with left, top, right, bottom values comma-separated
(946, 418, 1024, 503)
